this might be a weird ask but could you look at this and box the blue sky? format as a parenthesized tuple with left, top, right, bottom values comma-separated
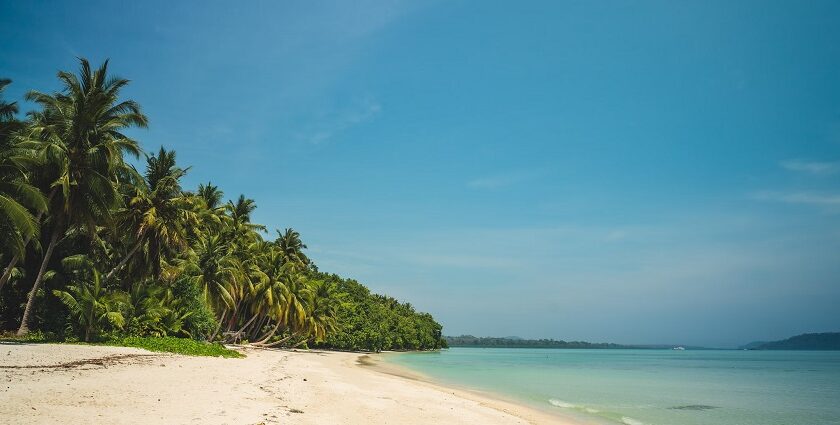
(2, 0, 839, 347)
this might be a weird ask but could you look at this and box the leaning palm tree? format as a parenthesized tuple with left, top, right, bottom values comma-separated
(299, 280, 341, 345)
(0, 162, 46, 287)
(178, 233, 240, 338)
(248, 246, 290, 344)
(0, 79, 47, 292)
(255, 269, 312, 347)
(16, 58, 147, 335)
(224, 238, 271, 338)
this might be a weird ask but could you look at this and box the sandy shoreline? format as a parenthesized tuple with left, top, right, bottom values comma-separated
(0, 342, 583, 424)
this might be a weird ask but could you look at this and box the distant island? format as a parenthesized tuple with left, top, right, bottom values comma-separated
(447, 332, 840, 351)
(445, 335, 631, 349)
(743, 332, 840, 350)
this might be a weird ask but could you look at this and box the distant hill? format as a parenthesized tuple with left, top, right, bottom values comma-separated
(750, 332, 840, 350)
(444, 335, 629, 349)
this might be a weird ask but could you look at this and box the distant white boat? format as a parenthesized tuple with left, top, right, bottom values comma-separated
(672, 346, 686, 350)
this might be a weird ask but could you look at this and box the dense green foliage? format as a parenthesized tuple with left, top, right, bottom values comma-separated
(445, 335, 628, 349)
(750, 332, 840, 350)
(313, 273, 445, 351)
(0, 59, 445, 352)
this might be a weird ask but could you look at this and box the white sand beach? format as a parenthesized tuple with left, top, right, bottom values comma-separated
(0, 343, 578, 425)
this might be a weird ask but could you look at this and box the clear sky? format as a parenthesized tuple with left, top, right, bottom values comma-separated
(2, 0, 839, 347)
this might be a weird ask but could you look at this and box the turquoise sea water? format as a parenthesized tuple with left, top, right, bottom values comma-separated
(386, 348, 840, 425)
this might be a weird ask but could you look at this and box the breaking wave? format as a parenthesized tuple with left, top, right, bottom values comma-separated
(547, 399, 600, 413)
(620, 417, 648, 425)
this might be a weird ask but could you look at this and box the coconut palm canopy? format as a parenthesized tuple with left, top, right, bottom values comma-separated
(0, 59, 445, 351)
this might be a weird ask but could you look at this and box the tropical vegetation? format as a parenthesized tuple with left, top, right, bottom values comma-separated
(444, 335, 629, 349)
(0, 59, 445, 352)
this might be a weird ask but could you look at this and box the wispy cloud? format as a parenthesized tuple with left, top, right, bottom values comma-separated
(466, 170, 544, 189)
(303, 97, 382, 145)
(752, 191, 840, 207)
(780, 159, 840, 175)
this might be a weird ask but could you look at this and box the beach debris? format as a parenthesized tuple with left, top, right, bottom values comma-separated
(0, 354, 160, 370)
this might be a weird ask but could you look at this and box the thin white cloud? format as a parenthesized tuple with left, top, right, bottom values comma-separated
(752, 191, 840, 206)
(303, 97, 382, 145)
(780, 159, 840, 175)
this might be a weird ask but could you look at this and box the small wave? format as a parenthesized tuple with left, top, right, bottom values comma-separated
(548, 399, 577, 409)
(548, 399, 600, 414)
(621, 417, 648, 425)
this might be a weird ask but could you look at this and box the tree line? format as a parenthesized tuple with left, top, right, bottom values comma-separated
(0, 59, 445, 351)
(444, 335, 627, 349)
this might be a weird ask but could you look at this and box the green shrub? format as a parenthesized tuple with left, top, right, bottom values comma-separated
(171, 277, 216, 339)
(98, 336, 242, 358)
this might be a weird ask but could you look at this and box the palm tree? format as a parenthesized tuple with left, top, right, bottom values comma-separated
(0, 79, 47, 292)
(52, 269, 126, 342)
(0, 78, 25, 140)
(228, 195, 256, 224)
(108, 147, 192, 281)
(264, 270, 312, 346)
(276, 227, 309, 269)
(225, 195, 266, 237)
(221, 195, 265, 261)
(0, 78, 24, 137)
(16, 58, 147, 335)
(179, 234, 240, 336)
(181, 183, 226, 243)
(197, 182, 223, 209)
(300, 280, 341, 344)
(246, 245, 288, 344)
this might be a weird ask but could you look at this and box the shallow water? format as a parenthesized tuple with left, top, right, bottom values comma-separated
(386, 348, 840, 425)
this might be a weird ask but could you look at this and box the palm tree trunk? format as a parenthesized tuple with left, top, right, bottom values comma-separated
(256, 331, 300, 348)
(0, 253, 21, 293)
(253, 321, 282, 345)
(104, 238, 143, 282)
(224, 299, 244, 333)
(16, 230, 60, 336)
(233, 312, 260, 339)
(292, 338, 310, 349)
(250, 316, 268, 340)
(208, 309, 228, 341)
